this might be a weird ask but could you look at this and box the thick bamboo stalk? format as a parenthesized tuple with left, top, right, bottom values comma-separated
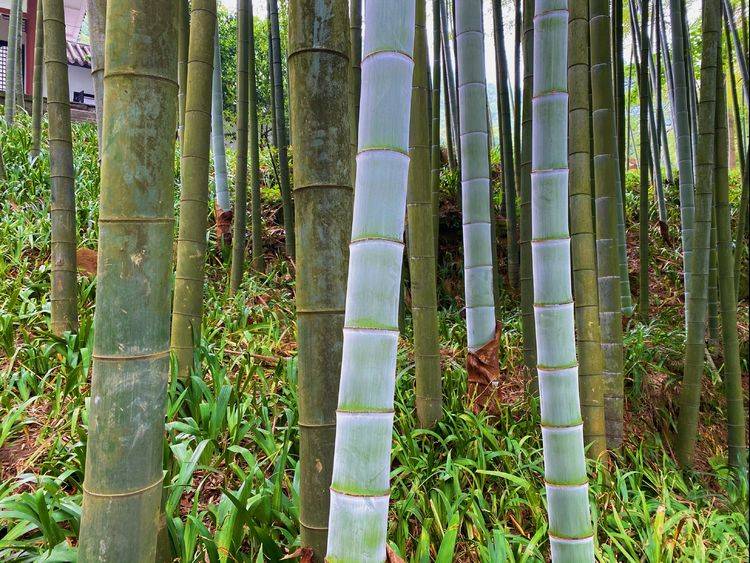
(212, 28, 230, 215)
(715, 79, 748, 472)
(230, 0, 250, 292)
(520, 0, 537, 370)
(178, 0, 190, 141)
(708, 208, 720, 344)
(87, 0, 106, 152)
(268, 0, 296, 258)
(170, 0, 217, 380)
(639, 0, 650, 321)
(408, 0, 442, 428)
(568, 0, 606, 460)
(669, 0, 696, 323)
(676, 0, 721, 468)
(43, 0, 78, 336)
(682, 3, 699, 169)
(532, 0, 595, 558)
(589, 0, 625, 449)
(77, 2, 177, 559)
(4, 0, 21, 126)
(326, 0, 415, 557)
(457, 0, 497, 354)
(492, 0, 520, 289)
(288, 0, 353, 557)
(30, 0, 44, 160)
(613, 0, 625, 206)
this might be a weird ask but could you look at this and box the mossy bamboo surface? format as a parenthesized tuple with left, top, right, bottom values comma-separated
(568, 0, 606, 460)
(638, 0, 650, 322)
(268, 0, 295, 258)
(589, 0, 624, 449)
(326, 0, 415, 557)
(714, 78, 748, 473)
(492, 0, 519, 289)
(520, 0, 537, 370)
(43, 0, 78, 336)
(669, 0, 696, 318)
(30, 0, 44, 160)
(212, 28, 230, 215)
(230, 0, 250, 292)
(288, 0, 353, 557)
(4, 0, 21, 126)
(408, 0, 442, 428)
(532, 0, 594, 558)
(676, 0, 721, 468)
(171, 0, 217, 380)
(457, 0, 496, 353)
(77, 2, 177, 559)
(87, 0, 106, 152)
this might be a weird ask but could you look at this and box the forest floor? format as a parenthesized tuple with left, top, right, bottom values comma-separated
(0, 118, 748, 562)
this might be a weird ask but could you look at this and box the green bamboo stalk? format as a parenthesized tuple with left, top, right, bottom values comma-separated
(43, 0, 78, 336)
(676, 0, 722, 468)
(4, 0, 21, 126)
(288, 0, 353, 556)
(431, 0, 442, 250)
(589, 0, 625, 449)
(178, 0, 190, 141)
(669, 0, 696, 322)
(13, 8, 22, 112)
(326, 0, 415, 557)
(725, 23, 746, 177)
(170, 0, 217, 379)
(87, 0, 106, 152)
(268, 22, 277, 148)
(614, 0, 625, 206)
(653, 0, 673, 185)
(442, 45, 457, 170)
(212, 27, 230, 215)
(514, 0, 522, 202)
(639, 0, 650, 322)
(520, 0, 538, 370)
(682, 2, 699, 168)
(77, 2, 177, 559)
(440, 0, 461, 167)
(457, 0, 497, 355)
(230, 0, 250, 292)
(268, 0, 296, 258)
(708, 206, 720, 344)
(533, 0, 594, 557)
(723, 0, 749, 102)
(568, 0, 606, 460)
(715, 77, 748, 473)
(735, 151, 749, 298)
(408, 0, 442, 428)
(492, 0, 520, 289)
(248, 7, 264, 273)
(30, 0, 44, 160)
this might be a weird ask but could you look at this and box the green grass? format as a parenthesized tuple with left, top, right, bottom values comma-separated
(0, 114, 747, 562)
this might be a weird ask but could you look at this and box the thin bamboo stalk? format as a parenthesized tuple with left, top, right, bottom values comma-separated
(248, 7, 264, 273)
(212, 28, 230, 215)
(639, 0, 651, 321)
(87, 0, 106, 152)
(30, 0, 44, 160)
(4, 0, 21, 126)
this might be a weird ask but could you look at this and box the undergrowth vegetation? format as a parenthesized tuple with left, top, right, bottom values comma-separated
(0, 117, 747, 561)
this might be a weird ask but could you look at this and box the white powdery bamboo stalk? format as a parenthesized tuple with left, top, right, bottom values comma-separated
(456, 0, 496, 351)
(326, 0, 416, 559)
(532, 0, 594, 559)
(212, 27, 231, 213)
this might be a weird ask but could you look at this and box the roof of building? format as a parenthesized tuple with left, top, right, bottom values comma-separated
(66, 40, 91, 69)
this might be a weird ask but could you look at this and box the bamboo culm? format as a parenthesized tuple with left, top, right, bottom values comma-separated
(288, 0, 353, 556)
(326, 0, 415, 557)
(589, 0, 625, 449)
(87, 0, 106, 152)
(4, 0, 21, 126)
(408, 0, 442, 428)
(230, 0, 250, 293)
(638, 0, 650, 321)
(77, 2, 178, 559)
(676, 0, 722, 468)
(170, 0, 217, 380)
(568, 0, 607, 460)
(43, 0, 78, 336)
(268, 0, 296, 258)
(248, 7, 264, 273)
(30, 0, 44, 160)
(211, 27, 231, 215)
(532, 0, 595, 557)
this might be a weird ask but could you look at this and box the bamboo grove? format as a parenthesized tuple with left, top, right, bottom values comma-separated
(0, 0, 747, 560)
